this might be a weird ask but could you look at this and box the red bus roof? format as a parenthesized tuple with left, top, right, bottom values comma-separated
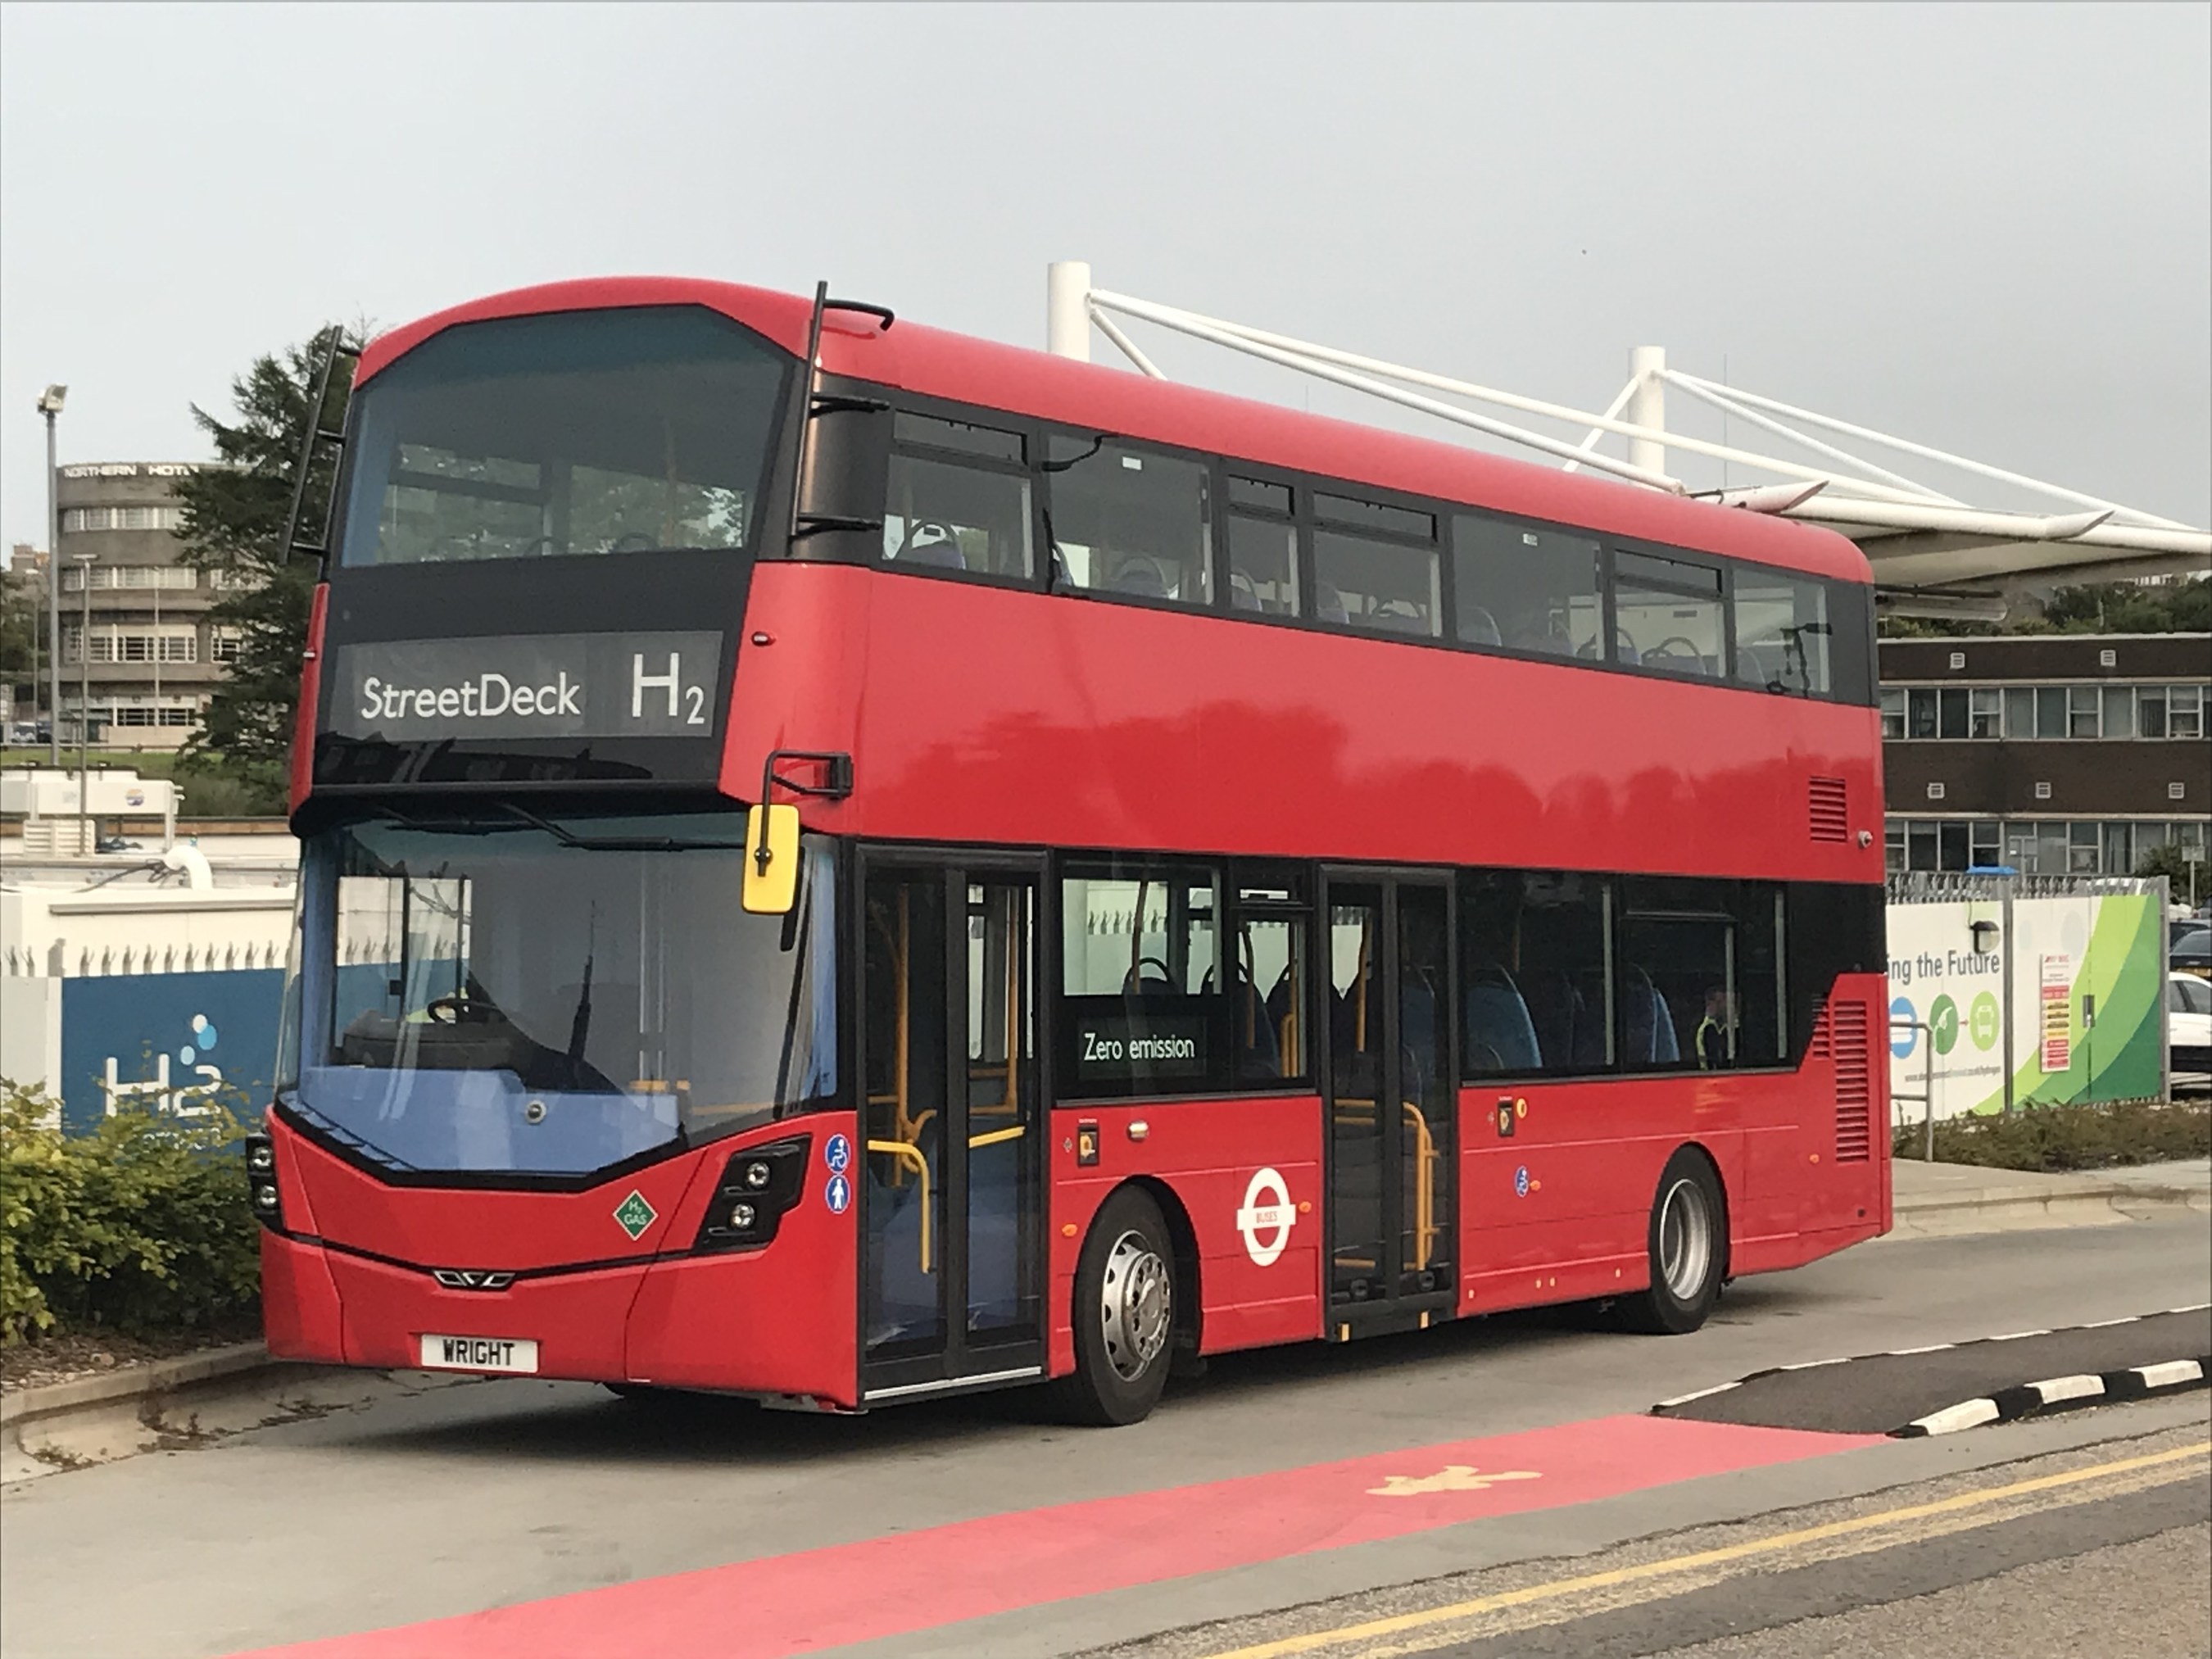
(356, 276, 1871, 585)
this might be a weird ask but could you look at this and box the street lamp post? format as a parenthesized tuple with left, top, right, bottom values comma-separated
(75, 550, 96, 855)
(38, 384, 67, 763)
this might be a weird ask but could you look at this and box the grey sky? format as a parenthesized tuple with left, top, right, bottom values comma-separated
(3, 2, 2207, 551)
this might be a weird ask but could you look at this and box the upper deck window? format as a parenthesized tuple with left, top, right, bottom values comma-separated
(882, 415, 1034, 578)
(1612, 549, 1726, 678)
(1734, 569, 1833, 696)
(1452, 514, 1602, 658)
(336, 306, 786, 568)
(1045, 437, 1213, 607)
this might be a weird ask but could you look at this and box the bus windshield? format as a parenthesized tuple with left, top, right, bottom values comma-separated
(279, 812, 836, 1177)
(335, 306, 789, 568)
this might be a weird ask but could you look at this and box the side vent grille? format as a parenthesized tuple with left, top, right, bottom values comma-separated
(1808, 999, 1832, 1063)
(1832, 1000, 1872, 1163)
(1809, 776, 1849, 843)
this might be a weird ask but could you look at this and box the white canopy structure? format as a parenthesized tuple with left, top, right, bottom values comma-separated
(1043, 263, 2210, 622)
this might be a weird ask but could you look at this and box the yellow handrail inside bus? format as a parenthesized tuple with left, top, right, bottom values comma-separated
(968, 1123, 1024, 1149)
(1327, 1095, 1439, 1273)
(1403, 1099, 1435, 1271)
(866, 1140, 930, 1273)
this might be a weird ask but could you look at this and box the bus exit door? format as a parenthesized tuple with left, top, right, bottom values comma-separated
(1321, 873, 1457, 1334)
(859, 853, 1045, 1401)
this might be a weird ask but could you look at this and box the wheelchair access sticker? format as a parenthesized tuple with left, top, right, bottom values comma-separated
(824, 1134, 851, 1175)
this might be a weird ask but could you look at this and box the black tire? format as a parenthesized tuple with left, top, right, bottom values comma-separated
(1619, 1149, 1725, 1335)
(1049, 1185, 1176, 1426)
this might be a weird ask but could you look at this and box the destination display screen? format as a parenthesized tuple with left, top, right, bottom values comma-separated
(329, 631, 724, 743)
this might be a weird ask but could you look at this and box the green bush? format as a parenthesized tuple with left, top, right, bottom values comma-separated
(1, 1081, 261, 1344)
(1897, 1098, 2212, 1173)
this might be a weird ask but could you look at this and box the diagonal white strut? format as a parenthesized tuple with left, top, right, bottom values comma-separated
(1042, 263, 2211, 593)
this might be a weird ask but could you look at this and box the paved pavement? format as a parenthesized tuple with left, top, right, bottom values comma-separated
(3, 1215, 2207, 1659)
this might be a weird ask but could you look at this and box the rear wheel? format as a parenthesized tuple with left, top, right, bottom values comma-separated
(1050, 1185, 1176, 1426)
(1620, 1149, 1725, 1335)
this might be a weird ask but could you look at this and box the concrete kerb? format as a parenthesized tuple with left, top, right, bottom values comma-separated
(3, 1342, 292, 1478)
(1883, 1158, 2212, 1239)
(0, 1339, 274, 1433)
(0, 1344, 466, 1483)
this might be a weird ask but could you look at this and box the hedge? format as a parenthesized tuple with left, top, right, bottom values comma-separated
(1, 1081, 261, 1344)
(1895, 1097, 2212, 1173)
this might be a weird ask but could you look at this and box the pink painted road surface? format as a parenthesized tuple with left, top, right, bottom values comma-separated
(237, 1413, 1883, 1659)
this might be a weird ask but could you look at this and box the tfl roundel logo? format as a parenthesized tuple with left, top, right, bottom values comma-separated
(1235, 1167, 1295, 1267)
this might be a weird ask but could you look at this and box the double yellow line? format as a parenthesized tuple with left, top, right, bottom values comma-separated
(1203, 1440, 2211, 1659)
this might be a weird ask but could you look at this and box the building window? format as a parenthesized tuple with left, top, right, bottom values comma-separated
(1880, 688, 1906, 741)
(60, 562, 194, 592)
(1907, 687, 1938, 739)
(210, 630, 243, 664)
(64, 625, 197, 664)
(60, 505, 185, 534)
(2168, 686, 2205, 741)
(1970, 688, 2002, 738)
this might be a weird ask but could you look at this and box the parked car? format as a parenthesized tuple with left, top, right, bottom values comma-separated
(2173, 923, 2212, 982)
(2171, 971, 2212, 1081)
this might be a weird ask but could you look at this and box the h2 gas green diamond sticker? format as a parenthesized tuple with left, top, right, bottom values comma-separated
(613, 1190, 658, 1240)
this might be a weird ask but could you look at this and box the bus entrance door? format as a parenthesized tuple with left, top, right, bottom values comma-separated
(1321, 873, 1457, 1335)
(859, 856, 1045, 1403)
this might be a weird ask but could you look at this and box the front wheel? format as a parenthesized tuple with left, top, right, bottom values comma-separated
(1620, 1149, 1725, 1335)
(1050, 1185, 1176, 1426)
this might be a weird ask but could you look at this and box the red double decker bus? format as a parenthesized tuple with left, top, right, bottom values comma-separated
(252, 277, 1888, 1425)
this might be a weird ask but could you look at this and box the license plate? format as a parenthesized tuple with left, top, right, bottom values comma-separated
(419, 1333, 539, 1373)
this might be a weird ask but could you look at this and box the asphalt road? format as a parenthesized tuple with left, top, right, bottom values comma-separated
(1090, 1416, 2212, 1659)
(2, 1217, 2209, 1659)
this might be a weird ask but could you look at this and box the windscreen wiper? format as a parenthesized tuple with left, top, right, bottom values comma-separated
(493, 802, 750, 853)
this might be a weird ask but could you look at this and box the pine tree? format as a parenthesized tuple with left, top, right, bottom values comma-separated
(172, 325, 358, 807)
